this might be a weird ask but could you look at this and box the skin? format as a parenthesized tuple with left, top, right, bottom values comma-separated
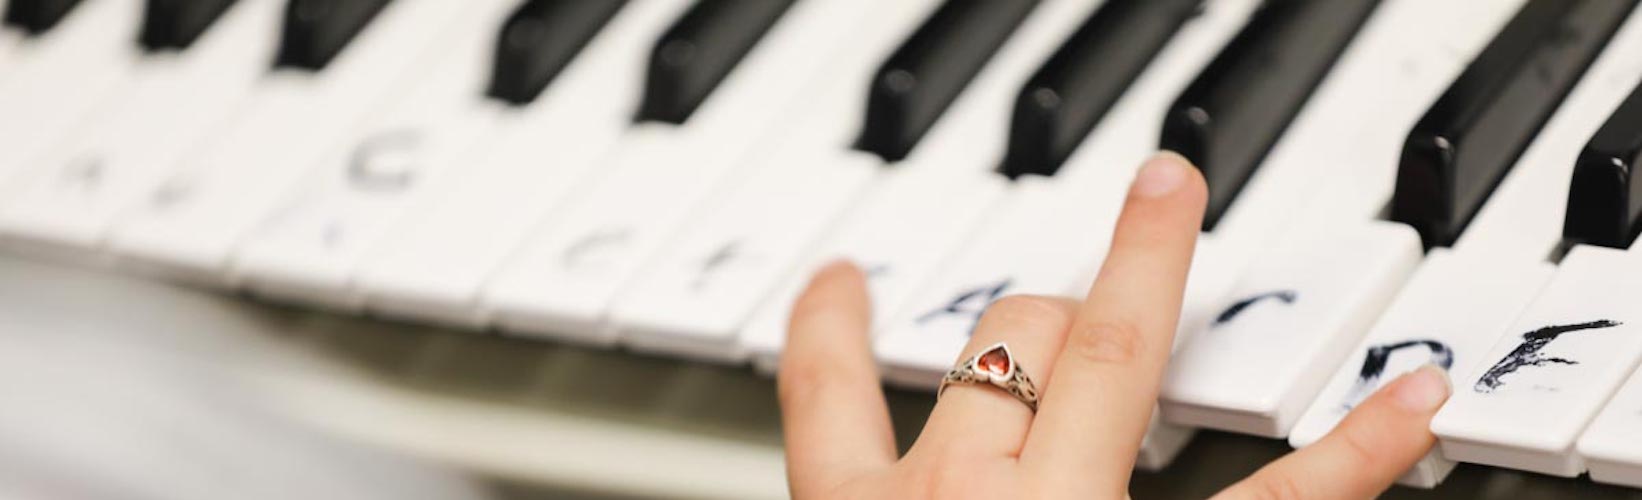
(778, 153, 1455, 499)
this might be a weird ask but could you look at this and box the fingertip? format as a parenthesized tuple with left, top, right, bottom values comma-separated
(814, 258, 868, 288)
(1114, 154, 1207, 244)
(1153, 150, 1193, 167)
(789, 259, 873, 342)
(1388, 364, 1453, 414)
(1220, 366, 1447, 499)
(1134, 152, 1208, 202)
(799, 259, 870, 314)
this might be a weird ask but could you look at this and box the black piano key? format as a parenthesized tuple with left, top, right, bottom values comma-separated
(140, 0, 240, 51)
(3, 0, 84, 34)
(1392, 0, 1638, 249)
(486, 0, 628, 105)
(1564, 83, 1642, 249)
(1161, 0, 1384, 231)
(855, 0, 1040, 163)
(274, 0, 394, 70)
(1000, 0, 1202, 179)
(634, 0, 796, 124)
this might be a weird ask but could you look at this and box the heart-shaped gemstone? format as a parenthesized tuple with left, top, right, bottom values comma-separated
(976, 344, 1013, 377)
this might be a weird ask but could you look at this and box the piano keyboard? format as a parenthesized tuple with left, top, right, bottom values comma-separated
(6, 0, 1642, 490)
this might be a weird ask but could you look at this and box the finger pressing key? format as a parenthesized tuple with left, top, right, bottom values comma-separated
(1216, 365, 1452, 499)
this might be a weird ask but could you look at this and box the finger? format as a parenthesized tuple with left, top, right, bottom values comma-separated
(911, 295, 1078, 459)
(1216, 365, 1452, 500)
(778, 260, 896, 492)
(1021, 152, 1207, 492)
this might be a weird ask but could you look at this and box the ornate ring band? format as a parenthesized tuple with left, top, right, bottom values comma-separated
(937, 342, 1039, 412)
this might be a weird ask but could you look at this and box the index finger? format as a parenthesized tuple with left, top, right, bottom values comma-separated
(1019, 153, 1207, 494)
(778, 261, 897, 494)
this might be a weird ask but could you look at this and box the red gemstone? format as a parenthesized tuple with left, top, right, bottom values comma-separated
(977, 345, 1012, 376)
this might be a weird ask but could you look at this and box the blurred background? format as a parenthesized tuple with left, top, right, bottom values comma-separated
(5, 0, 1642, 498)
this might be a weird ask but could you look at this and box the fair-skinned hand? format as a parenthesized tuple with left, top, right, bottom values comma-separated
(777, 153, 1453, 499)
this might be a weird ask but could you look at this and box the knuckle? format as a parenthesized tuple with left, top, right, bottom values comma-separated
(1066, 319, 1148, 365)
(1335, 422, 1390, 470)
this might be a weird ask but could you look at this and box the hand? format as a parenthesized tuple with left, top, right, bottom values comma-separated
(776, 153, 1454, 499)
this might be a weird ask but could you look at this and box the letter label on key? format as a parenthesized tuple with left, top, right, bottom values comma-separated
(560, 228, 631, 271)
(691, 240, 752, 291)
(348, 129, 422, 193)
(1475, 320, 1622, 393)
(148, 175, 198, 210)
(59, 156, 105, 194)
(863, 263, 891, 279)
(1340, 339, 1453, 411)
(1212, 289, 1298, 327)
(915, 278, 1011, 336)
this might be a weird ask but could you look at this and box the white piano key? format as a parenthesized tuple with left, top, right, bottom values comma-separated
(1155, 15, 1536, 429)
(1287, 250, 1554, 488)
(0, 0, 140, 185)
(234, 111, 502, 310)
(1133, 414, 1198, 472)
(1242, 0, 1531, 228)
(1157, 0, 1530, 436)
(1559, 226, 1642, 488)
(612, 151, 879, 362)
(357, 119, 622, 328)
(739, 169, 1009, 373)
(1432, 245, 1642, 477)
(0, 14, 34, 82)
(0, 0, 282, 261)
(874, 0, 1261, 386)
(482, 0, 890, 345)
(354, 0, 694, 328)
(1164, 0, 1527, 357)
(733, 0, 1100, 371)
(874, 180, 1112, 385)
(606, 0, 942, 361)
(1160, 221, 1422, 437)
(482, 125, 702, 344)
(482, 126, 816, 345)
(1155, 0, 1516, 429)
(231, 0, 518, 310)
(1274, 6, 1642, 482)
(1453, 63, 1642, 262)
(1578, 353, 1642, 488)
(106, 0, 489, 286)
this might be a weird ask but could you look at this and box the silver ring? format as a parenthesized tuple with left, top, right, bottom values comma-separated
(938, 342, 1040, 412)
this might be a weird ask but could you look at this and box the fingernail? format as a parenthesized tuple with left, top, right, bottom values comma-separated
(1391, 364, 1452, 413)
(818, 258, 853, 272)
(816, 258, 860, 278)
(1132, 152, 1192, 198)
